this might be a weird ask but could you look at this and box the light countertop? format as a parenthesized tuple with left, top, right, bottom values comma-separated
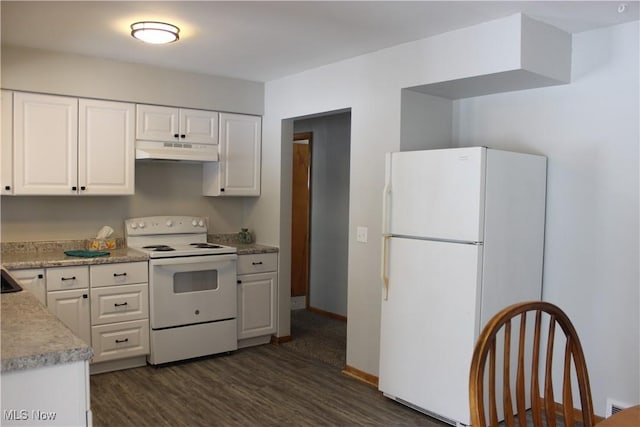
(1, 289, 93, 372)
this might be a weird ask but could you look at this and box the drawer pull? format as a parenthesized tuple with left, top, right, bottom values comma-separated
(252, 261, 263, 265)
(115, 338, 129, 344)
(114, 302, 129, 307)
(113, 272, 128, 277)
(61, 276, 76, 281)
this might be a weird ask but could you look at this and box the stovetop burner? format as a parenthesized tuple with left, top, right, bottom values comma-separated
(143, 245, 176, 252)
(190, 243, 223, 249)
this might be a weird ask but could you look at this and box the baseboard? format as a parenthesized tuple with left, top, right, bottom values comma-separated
(308, 306, 347, 322)
(270, 335, 292, 344)
(342, 365, 378, 387)
(90, 356, 147, 375)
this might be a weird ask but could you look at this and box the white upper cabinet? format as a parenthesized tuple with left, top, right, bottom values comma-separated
(136, 104, 218, 145)
(79, 99, 135, 195)
(1, 90, 13, 194)
(203, 113, 261, 196)
(13, 92, 78, 195)
(12, 92, 134, 196)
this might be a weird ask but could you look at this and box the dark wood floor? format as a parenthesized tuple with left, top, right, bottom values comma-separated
(90, 312, 448, 426)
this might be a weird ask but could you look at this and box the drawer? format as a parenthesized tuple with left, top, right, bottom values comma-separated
(237, 253, 277, 275)
(90, 262, 148, 287)
(90, 284, 149, 325)
(91, 319, 149, 363)
(46, 266, 89, 291)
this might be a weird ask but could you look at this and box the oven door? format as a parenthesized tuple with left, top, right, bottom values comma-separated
(149, 254, 237, 329)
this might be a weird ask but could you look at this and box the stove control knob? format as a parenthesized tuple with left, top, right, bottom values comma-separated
(198, 220, 204, 227)
(166, 220, 173, 227)
(130, 223, 137, 229)
(192, 219, 198, 227)
(138, 222, 145, 229)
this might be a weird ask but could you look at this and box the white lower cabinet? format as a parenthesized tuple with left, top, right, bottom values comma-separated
(46, 266, 91, 345)
(89, 262, 149, 373)
(237, 252, 277, 348)
(34, 262, 149, 374)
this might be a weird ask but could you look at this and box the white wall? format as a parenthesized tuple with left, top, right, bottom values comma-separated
(255, 15, 639, 417)
(294, 112, 351, 316)
(454, 21, 640, 415)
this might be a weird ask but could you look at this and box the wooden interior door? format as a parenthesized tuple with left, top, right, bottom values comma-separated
(291, 133, 312, 299)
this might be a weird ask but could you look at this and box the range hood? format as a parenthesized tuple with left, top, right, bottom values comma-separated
(135, 140, 218, 162)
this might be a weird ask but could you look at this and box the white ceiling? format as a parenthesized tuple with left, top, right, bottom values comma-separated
(2, 1, 638, 83)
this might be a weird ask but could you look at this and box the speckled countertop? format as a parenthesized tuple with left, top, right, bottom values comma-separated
(207, 234, 279, 255)
(1, 289, 93, 372)
(1, 239, 148, 270)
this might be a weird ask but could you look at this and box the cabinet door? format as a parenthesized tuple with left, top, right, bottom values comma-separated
(203, 113, 261, 196)
(136, 104, 179, 142)
(237, 271, 277, 339)
(78, 99, 135, 195)
(1, 90, 13, 195)
(10, 268, 46, 306)
(13, 92, 78, 195)
(47, 289, 91, 345)
(180, 108, 218, 145)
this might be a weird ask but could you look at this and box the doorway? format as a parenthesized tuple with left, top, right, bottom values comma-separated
(291, 132, 312, 309)
(290, 111, 351, 319)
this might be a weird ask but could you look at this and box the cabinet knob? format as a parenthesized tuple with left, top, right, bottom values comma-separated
(82, 294, 88, 299)
(4, 186, 10, 191)
(180, 134, 186, 139)
(173, 133, 179, 138)
(80, 186, 86, 191)
(237, 280, 242, 284)
(37, 274, 43, 279)
(220, 188, 225, 192)
(72, 186, 77, 191)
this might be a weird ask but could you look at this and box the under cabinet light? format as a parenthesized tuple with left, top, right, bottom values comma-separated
(131, 21, 179, 44)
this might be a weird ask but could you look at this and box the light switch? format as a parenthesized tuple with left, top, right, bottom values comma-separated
(356, 226, 368, 243)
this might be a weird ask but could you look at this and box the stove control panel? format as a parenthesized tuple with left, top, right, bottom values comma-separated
(125, 216, 207, 236)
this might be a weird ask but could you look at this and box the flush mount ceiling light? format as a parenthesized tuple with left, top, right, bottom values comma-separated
(131, 21, 179, 44)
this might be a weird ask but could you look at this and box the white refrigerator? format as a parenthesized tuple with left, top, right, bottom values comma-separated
(379, 147, 547, 426)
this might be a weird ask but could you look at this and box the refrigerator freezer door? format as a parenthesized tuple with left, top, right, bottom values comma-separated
(386, 147, 485, 242)
(379, 237, 482, 425)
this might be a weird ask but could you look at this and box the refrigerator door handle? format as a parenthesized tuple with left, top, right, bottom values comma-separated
(381, 235, 390, 300)
(382, 153, 392, 235)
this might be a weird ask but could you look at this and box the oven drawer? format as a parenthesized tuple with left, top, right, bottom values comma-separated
(238, 253, 277, 274)
(90, 262, 148, 288)
(90, 283, 149, 325)
(91, 319, 149, 363)
(46, 266, 89, 291)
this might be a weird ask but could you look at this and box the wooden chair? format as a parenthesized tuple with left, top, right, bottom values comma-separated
(469, 301, 596, 427)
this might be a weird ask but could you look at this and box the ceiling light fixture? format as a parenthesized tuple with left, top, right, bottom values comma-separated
(131, 21, 179, 44)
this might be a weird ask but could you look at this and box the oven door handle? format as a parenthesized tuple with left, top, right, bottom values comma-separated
(150, 253, 237, 266)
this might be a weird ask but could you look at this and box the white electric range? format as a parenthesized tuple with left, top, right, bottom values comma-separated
(125, 216, 238, 365)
